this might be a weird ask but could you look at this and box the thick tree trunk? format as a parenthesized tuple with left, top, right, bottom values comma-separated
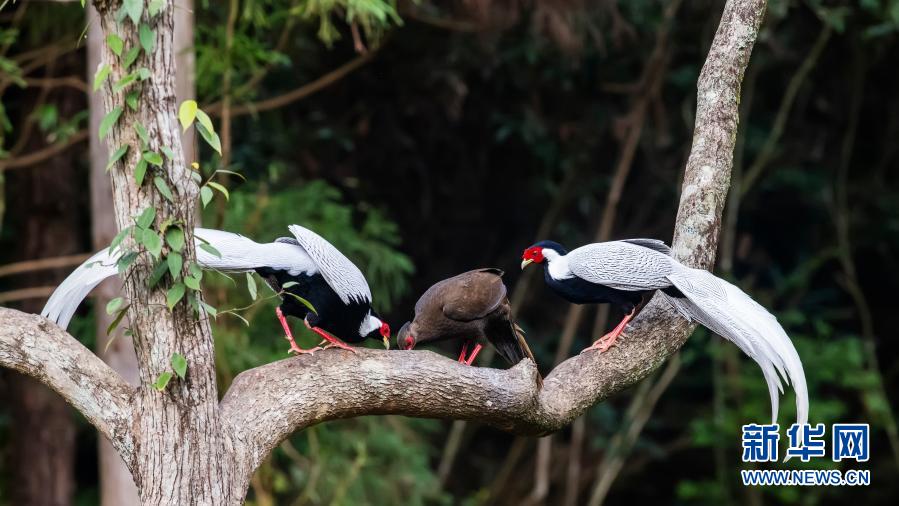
(87, 2, 195, 503)
(91, 0, 238, 503)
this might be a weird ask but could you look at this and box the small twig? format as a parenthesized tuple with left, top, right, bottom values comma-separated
(831, 46, 899, 470)
(587, 355, 682, 506)
(0, 129, 89, 172)
(205, 52, 376, 118)
(740, 25, 832, 193)
(350, 21, 367, 54)
(0, 286, 56, 304)
(22, 76, 89, 93)
(0, 253, 91, 278)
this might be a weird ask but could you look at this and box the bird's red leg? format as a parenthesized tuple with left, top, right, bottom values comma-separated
(304, 318, 357, 353)
(276, 307, 319, 355)
(464, 343, 484, 366)
(581, 308, 636, 354)
(457, 341, 470, 363)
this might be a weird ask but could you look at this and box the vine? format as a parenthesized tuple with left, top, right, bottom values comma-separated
(91, 0, 230, 390)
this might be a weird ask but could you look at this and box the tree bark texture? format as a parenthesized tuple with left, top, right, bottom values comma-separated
(0, 0, 768, 504)
(87, 2, 195, 503)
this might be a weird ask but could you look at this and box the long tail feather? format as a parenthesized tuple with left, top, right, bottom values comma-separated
(41, 228, 295, 330)
(41, 248, 119, 329)
(663, 266, 808, 429)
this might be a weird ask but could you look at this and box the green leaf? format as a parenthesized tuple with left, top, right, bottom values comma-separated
(206, 181, 229, 200)
(282, 281, 299, 288)
(134, 159, 148, 185)
(200, 300, 217, 318)
(106, 305, 130, 335)
(213, 169, 246, 181)
(153, 371, 173, 391)
(158, 216, 175, 233)
(125, 91, 139, 110)
(148, 258, 168, 288)
(137, 67, 151, 81)
(200, 186, 213, 208)
(188, 262, 202, 279)
(123, 0, 143, 25)
(195, 109, 214, 133)
(148, 0, 166, 17)
(116, 251, 139, 273)
(199, 243, 221, 258)
(154, 176, 174, 202)
(106, 297, 125, 315)
(167, 282, 186, 309)
(99, 106, 122, 139)
(160, 146, 176, 160)
(123, 46, 140, 69)
(106, 34, 124, 56)
(139, 23, 155, 53)
(106, 145, 128, 171)
(93, 64, 111, 91)
(178, 100, 197, 131)
(142, 228, 163, 258)
(143, 151, 163, 166)
(284, 292, 318, 315)
(109, 226, 132, 253)
(167, 252, 183, 279)
(196, 122, 222, 155)
(134, 123, 150, 146)
(184, 275, 201, 291)
(112, 72, 137, 93)
(171, 353, 187, 379)
(246, 272, 258, 300)
(165, 227, 185, 252)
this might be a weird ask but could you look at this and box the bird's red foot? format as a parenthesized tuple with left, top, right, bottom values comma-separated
(276, 307, 320, 355)
(288, 343, 321, 355)
(581, 332, 619, 354)
(304, 319, 357, 353)
(457, 341, 483, 365)
(580, 308, 636, 354)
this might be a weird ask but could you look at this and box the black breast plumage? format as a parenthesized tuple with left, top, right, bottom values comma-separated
(543, 268, 649, 312)
(256, 267, 370, 343)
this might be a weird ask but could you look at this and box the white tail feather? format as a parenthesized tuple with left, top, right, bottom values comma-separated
(663, 266, 808, 430)
(41, 228, 316, 330)
(41, 248, 119, 329)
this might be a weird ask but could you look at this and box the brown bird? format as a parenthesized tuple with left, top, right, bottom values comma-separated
(396, 268, 536, 366)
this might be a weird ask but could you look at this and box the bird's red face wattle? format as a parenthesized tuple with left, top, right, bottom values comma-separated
(521, 247, 545, 269)
(380, 322, 391, 339)
(402, 335, 415, 350)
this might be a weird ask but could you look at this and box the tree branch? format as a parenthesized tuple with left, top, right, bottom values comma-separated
(0, 308, 136, 465)
(204, 52, 376, 118)
(0, 129, 89, 172)
(220, 0, 768, 474)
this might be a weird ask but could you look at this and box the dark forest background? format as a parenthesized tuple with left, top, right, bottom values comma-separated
(1, 0, 898, 504)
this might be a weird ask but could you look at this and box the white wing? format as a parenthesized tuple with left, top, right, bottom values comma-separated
(194, 228, 316, 276)
(664, 266, 808, 429)
(288, 224, 372, 304)
(566, 241, 675, 291)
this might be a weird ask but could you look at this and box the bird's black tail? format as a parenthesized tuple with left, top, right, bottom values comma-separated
(487, 318, 537, 366)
